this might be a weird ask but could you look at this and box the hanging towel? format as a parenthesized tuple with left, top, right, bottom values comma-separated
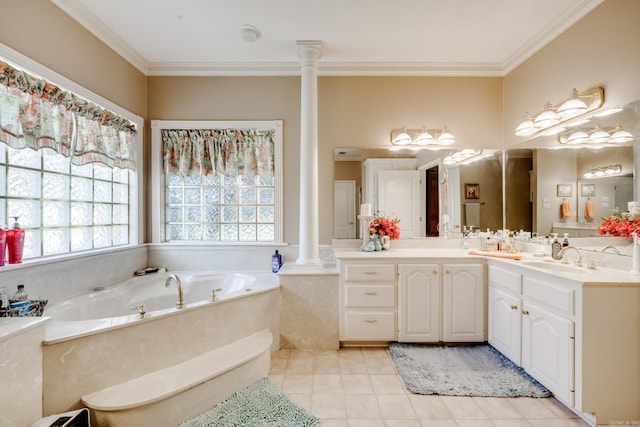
(561, 200, 572, 219)
(584, 199, 595, 219)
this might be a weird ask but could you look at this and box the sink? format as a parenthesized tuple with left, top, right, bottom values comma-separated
(520, 260, 584, 273)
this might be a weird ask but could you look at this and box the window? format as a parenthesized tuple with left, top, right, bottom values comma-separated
(151, 120, 283, 244)
(0, 146, 133, 258)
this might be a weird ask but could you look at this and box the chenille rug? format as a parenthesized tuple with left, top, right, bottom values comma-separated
(389, 343, 551, 398)
(178, 378, 319, 427)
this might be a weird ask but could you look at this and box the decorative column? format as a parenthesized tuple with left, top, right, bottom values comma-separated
(296, 40, 323, 265)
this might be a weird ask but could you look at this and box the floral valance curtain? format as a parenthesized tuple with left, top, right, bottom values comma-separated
(0, 59, 136, 170)
(162, 128, 275, 178)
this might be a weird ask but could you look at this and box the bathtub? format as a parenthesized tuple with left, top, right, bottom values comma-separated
(41, 270, 281, 416)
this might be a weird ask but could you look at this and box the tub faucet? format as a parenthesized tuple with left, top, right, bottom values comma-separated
(599, 245, 620, 255)
(559, 246, 582, 266)
(165, 274, 186, 309)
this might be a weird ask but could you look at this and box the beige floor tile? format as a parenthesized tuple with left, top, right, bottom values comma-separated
(286, 357, 314, 374)
(385, 419, 423, 427)
(562, 419, 591, 427)
(314, 357, 341, 374)
(321, 419, 348, 427)
(365, 357, 397, 374)
(269, 357, 288, 374)
(361, 347, 390, 359)
(313, 374, 343, 394)
(342, 374, 374, 394)
(267, 374, 284, 388)
(344, 394, 382, 419)
(419, 420, 459, 427)
(272, 348, 290, 359)
(340, 359, 369, 374)
(376, 394, 418, 418)
(289, 349, 315, 359)
(286, 393, 312, 412)
(338, 347, 364, 360)
(474, 397, 521, 419)
(311, 393, 347, 418)
(409, 394, 454, 419)
(541, 398, 580, 418)
(348, 420, 384, 427)
(314, 349, 339, 359)
(508, 398, 557, 419)
(440, 396, 488, 419)
(281, 374, 313, 393)
(370, 374, 407, 394)
(456, 420, 495, 427)
(492, 420, 533, 427)
(527, 419, 571, 427)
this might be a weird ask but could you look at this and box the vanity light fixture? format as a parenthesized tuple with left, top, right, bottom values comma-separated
(390, 126, 455, 147)
(583, 164, 622, 179)
(442, 149, 482, 165)
(559, 124, 634, 145)
(514, 86, 605, 137)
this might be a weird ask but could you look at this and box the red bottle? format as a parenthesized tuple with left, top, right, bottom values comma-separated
(0, 227, 5, 266)
(6, 217, 25, 264)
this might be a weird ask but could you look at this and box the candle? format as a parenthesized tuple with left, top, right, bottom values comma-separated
(360, 203, 372, 217)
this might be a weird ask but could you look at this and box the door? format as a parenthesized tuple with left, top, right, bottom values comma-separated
(378, 170, 421, 237)
(425, 167, 440, 237)
(521, 301, 574, 405)
(488, 286, 521, 364)
(398, 264, 440, 342)
(333, 180, 356, 238)
(442, 263, 485, 341)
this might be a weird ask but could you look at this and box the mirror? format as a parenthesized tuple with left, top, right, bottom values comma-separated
(333, 99, 640, 240)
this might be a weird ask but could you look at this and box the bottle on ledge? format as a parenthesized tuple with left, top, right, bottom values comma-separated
(6, 216, 24, 264)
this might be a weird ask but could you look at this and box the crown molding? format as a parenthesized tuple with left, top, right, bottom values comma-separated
(51, 0, 149, 75)
(502, 0, 604, 74)
(147, 61, 504, 77)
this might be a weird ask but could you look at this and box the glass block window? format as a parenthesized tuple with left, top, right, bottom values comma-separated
(0, 146, 133, 259)
(165, 172, 276, 242)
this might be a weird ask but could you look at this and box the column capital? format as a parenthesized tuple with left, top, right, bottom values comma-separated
(296, 40, 323, 66)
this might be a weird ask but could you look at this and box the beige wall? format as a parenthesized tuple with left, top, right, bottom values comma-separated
(504, 0, 640, 147)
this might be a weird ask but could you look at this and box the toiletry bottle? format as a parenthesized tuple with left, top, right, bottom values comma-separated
(6, 216, 25, 264)
(0, 225, 5, 266)
(271, 250, 282, 273)
(0, 287, 8, 310)
(562, 233, 569, 247)
(12, 284, 27, 301)
(551, 234, 562, 260)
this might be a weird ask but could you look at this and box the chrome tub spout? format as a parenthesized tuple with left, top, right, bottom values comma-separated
(165, 274, 186, 309)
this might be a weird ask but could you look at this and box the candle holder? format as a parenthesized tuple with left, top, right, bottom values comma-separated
(358, 214, 374, 249)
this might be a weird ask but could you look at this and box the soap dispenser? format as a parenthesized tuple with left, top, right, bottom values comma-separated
(6, 216, 25, 264)
(551, 233, 562, 260)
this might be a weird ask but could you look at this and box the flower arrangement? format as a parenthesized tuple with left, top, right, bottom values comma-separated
(597, 208, 640, 237)
(369, 212, 401, 240)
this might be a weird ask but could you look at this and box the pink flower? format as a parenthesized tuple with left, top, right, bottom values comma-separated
(370, 213, 401, 240)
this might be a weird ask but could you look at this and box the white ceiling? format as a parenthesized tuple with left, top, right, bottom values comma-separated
(52, 0, 603, 76)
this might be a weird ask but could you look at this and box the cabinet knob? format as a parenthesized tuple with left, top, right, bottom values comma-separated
(445, 270, 451, 274)
(433, 270, 438, 275)
(522, 310, 530, 315)
(364, 291, 378, 295)
(510, 305, 518, 310)
(364, 319, 377, 323)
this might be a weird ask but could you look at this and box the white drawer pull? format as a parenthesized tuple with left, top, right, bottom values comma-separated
(364, 291, 378, 295)
(364, 319, 377, 323)
(364, 272, 377, 275)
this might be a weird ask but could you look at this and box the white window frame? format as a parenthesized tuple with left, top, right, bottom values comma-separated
(150, 120, 283, 244)
(0, 43, 144, 254)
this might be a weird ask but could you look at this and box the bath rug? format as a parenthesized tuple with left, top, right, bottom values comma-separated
(178, 377, 319, 427)
(389, 342, 551, 398)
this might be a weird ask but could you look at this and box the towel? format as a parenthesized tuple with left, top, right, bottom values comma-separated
(584, 199, 595, 219)
(468, 250, 522, 260)
(560, 200, 572, 219)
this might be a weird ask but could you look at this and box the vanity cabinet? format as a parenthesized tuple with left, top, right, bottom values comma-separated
(488, 265, 522, 364)
(397, 264, 440, 342)
(442, 263, 485, 342)
(339, 262, 397, 342)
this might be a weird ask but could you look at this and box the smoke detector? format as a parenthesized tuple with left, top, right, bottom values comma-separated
(239, 24, 261, 42)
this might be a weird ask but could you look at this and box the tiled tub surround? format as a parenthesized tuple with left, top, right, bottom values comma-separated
(42, 272, 281, 416)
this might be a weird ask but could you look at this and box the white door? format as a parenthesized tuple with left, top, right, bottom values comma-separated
(333, 180, 356, 239)
(442, 263, 485, 342)
(398, 264, 441, 342)
(521, 301, 574, 405)
(378, 170, 421, 237)
(488, 286, 522, 364)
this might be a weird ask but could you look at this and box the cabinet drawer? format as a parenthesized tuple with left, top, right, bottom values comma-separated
(343, 263, 396, 282)
(523, 277, 574, 316)
(343, 311, 396, 341)
(489, 265, 521, 294)
(345, 284, 395, 308)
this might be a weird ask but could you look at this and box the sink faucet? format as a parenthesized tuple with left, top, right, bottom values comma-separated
(559, 246, 582, 266)
(599, 245, 620, 255)
(165, 274, 186, 309)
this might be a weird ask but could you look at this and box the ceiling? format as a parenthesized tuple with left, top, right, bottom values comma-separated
(52, 0, 603, 76)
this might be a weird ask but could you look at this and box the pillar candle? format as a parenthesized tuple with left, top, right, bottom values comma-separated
(360, 203, 372, 217)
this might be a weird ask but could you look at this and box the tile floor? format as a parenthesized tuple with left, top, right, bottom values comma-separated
(268, 346, 591, 427)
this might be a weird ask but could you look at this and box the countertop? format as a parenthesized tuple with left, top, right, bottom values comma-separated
(0, 316, 50, 342)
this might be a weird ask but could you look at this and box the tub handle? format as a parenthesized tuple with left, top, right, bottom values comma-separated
(210, 288, 223, 302)
(130, 304, 146, 319)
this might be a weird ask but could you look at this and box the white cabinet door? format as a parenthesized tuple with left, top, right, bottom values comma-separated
(442, 263, 485, 342)
(521, 300, 575, 405)
(398, 264, 440, 342)
(333, 180, 356, 238)
(378, 170, 421, 237)
(488, 286, 521, 364)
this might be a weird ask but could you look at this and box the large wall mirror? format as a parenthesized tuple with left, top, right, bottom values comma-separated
(333, 99, 640, 239)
